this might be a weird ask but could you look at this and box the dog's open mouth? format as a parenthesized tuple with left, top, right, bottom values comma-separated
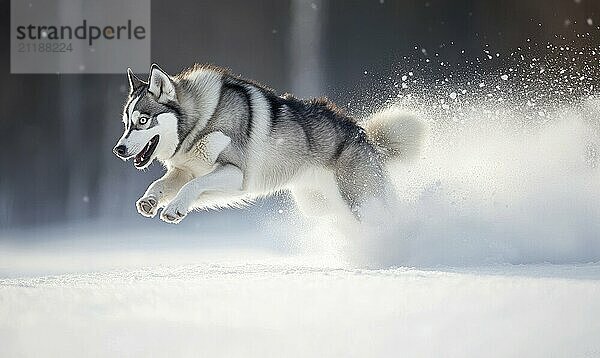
(134, 135, 159, 168)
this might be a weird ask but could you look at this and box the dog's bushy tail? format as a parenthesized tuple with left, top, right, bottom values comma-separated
(363, 108, 427, 163)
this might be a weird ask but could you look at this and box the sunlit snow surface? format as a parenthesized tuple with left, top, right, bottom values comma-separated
(1, 250, 600, 357)
(2, 226, 600, 358)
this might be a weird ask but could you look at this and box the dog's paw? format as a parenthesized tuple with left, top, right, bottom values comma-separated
(136, 195, 159, 218)
(160, 198, 189, 224)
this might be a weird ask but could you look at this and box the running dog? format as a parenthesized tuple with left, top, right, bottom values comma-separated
(113, 64, 426, 224)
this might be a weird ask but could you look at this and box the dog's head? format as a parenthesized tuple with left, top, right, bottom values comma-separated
(113, 64, 180, 169)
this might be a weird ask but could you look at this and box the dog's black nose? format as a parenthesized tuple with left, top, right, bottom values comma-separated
(113, 145, 127, 157)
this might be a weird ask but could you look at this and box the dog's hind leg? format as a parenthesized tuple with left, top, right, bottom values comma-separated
(334, 146, 389, 220)
(290, 166, 358, 221)
(290, 187, 330, 218)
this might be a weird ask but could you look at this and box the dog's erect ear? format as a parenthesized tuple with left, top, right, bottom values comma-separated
(148, 64, 177, 104)
(127, 68, 146, 94)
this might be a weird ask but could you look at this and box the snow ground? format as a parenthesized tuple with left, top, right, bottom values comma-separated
(1, 244, 600, 358)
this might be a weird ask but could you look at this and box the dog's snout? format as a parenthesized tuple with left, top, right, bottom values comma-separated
(113, 145, 127, 158)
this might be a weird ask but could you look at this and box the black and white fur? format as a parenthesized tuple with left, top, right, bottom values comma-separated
(114, 64, 426, 224)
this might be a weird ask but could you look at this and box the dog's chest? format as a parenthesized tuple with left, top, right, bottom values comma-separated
(168, 131, 232, 177)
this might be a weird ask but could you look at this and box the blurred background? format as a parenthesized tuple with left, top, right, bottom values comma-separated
(0, 0, 599, 234)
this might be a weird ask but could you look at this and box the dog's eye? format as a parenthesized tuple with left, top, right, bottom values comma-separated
(139, 117, 148, 125)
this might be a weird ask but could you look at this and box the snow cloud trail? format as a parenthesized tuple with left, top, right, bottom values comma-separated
(361, 98, 600, 266)
(273, 95, 600, 267)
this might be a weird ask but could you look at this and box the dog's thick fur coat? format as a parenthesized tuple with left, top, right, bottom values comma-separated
(114, 64, 426, 223)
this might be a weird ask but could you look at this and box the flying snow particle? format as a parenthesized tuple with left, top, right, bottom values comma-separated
(501, 74, 509, 81)
(587, 18, 594, 26)
(479, 82, 486, 88)
(449, 92, 457, 100)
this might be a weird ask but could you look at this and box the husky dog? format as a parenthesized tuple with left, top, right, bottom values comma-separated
(114, 64, 426, 224)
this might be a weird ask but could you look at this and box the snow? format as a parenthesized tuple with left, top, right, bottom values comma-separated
(1, 247, 600, 358)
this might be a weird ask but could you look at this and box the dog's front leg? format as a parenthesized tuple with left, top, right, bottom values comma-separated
(160, 164, 244, 224)
(137, 168, 193, 218)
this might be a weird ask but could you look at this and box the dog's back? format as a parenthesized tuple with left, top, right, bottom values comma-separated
(208, 72, 426, 218)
